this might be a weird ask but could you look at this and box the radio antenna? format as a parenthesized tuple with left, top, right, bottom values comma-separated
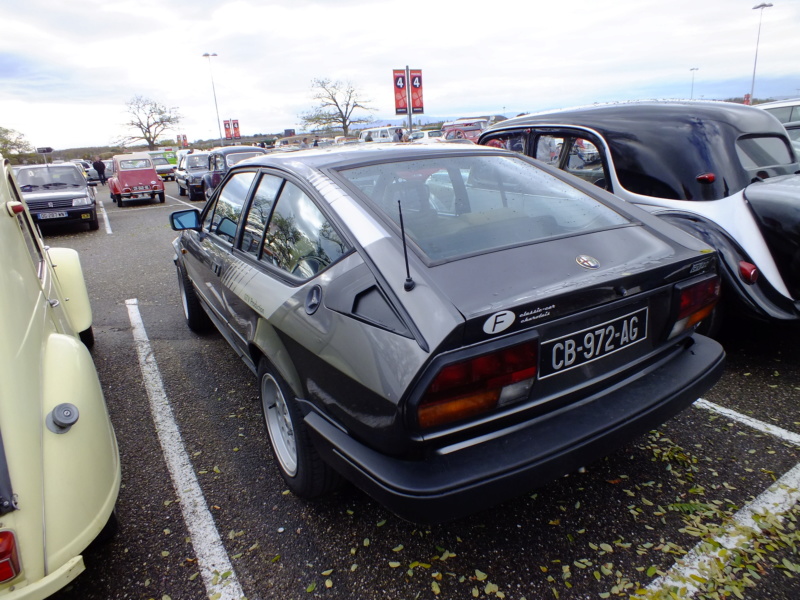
(397, 199, 415, 291)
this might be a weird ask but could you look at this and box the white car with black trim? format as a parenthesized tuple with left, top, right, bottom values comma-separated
(481, 101, 800, 332)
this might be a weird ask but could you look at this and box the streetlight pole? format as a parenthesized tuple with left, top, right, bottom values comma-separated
(202, 52, 224, 146)
(690, 67, 699, 100)
(749, 3, 773, 104)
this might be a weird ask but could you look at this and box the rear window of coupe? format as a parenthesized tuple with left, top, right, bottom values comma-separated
(226, 152, 264, 167)
(337, 155, 630, 262)
(120, 158, 153, 170)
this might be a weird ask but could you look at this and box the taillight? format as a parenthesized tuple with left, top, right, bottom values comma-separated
(739, 261, 759, 284)
(417, 341, 538, 429)
(0, 531, 21, 583)
(669, 276, 721, 338)
(696, 173, 716, 184)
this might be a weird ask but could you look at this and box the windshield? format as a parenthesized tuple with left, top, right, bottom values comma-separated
(16, 166, 86, 190)
(152, 157, 170, 166)
(337, 154, 629, 262)
(225, 152, 263, 167)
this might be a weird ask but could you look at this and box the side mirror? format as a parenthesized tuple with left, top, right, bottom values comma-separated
(170, 209, 201, 231)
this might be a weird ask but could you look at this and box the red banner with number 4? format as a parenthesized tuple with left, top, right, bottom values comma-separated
(393, 70, 407, 115)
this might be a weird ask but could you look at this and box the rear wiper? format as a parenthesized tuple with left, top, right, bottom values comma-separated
(42, 182, 67, 188)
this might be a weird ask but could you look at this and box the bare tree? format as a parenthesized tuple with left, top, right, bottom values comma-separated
(300, 79, 375, 136)
(0, 126, 33, 156)
(122, 96, 181, 150)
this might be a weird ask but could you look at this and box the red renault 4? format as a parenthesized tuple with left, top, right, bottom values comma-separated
(108, 152, 165, 207)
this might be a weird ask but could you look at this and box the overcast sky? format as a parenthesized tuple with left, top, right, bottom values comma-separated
(1, 0, 799, 150)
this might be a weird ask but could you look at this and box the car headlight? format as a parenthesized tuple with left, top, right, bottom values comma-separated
(72, 195, 93, 207)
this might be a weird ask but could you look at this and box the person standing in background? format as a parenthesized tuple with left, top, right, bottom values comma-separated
(92, 157, 107, 185)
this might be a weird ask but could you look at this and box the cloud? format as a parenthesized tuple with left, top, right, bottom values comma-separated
(1, 0, 798, 149)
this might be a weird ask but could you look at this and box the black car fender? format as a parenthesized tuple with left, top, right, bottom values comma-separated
(647, 209, 800, 320)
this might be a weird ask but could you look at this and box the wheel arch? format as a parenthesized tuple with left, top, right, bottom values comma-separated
(249, 318, 304, 398)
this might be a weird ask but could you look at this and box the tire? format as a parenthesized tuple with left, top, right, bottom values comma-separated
(158, 191, 165, 203)
(258, 357, 340, 498)
(177, 264, 211, 332)
(79, 326, 95, 348)
(89, 216, 99, 231)
(179, 185, 186, 197)
(118, 196, 126, 207)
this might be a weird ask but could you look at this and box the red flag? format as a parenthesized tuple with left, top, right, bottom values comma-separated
(393, 69, 408, 115)
(410, 69, 424, 114)
(223, 120, 232, 140)
(232, 120, 241, 139)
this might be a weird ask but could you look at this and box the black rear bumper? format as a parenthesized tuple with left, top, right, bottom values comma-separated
(305, 334, 725, 524)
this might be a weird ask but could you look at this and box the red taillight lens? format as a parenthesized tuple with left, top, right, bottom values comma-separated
(0, 531, 21, 583)
(738, 261, 759, 284)
(670, 276, 721, 338)
(418, 341, 538, 429)
(696, 173, 716, 184)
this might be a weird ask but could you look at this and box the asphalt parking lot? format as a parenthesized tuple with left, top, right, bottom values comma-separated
(43, 181, 800, 600)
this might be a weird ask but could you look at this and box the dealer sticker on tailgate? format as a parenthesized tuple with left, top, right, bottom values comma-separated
(539, 307, 648, 379)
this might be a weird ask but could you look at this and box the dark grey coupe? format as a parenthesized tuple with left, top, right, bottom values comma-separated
(169, 143, 725, 523)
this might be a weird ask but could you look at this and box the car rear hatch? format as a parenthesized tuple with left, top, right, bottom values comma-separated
(406, 223, 718, 437)
(120, 170, 159, 189)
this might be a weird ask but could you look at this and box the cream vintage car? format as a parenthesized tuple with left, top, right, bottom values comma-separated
(0, 155, 120, 597)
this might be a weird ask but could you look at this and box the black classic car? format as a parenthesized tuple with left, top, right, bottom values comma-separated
(200, 146, 269, 199)
(480, 101, 800, 331)
(169, 143, 724, 522)
(175, 151, 210, 201)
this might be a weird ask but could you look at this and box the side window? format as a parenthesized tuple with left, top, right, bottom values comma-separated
(483, 132, 527, 153)
(205, 171, 256, 243)
(534, 135, 564, 165)
(9, 175, 45, 279)
(563, 137, 604, 186)
(262, 182, 348, 278)
(241, 174, 283, 258)
(764, 107, 793, 123)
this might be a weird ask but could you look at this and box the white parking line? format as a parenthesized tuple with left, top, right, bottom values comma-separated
(125, 299, 245, 600)
(171, 194, 199, 208)
(694, 398, 800, 446)
(644, 399, 800, 597)
(98, 200, 112, 234)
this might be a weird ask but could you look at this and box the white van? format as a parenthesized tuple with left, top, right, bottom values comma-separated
(358, 127, 406, 143)
(757, 98, 800, 124)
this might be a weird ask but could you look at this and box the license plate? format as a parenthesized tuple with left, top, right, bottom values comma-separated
(539, 307, 648, 379)
(133, 185, 149, 191)
(38, 212, 68, 219)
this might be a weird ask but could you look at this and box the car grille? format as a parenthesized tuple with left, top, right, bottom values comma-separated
(26, 198, 74, 209)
